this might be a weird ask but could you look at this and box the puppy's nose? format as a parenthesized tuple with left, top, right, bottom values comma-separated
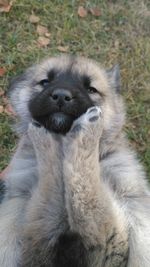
(51, 89, 72, 103)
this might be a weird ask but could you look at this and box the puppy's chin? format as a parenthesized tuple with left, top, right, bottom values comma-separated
(35, 113, 74, 134)
(50, 113, 74, 134)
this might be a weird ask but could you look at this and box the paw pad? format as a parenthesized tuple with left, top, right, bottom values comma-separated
(87, 107, 98, 114)
(71, 124, 82, 133)
(86, 106, 101, 122)
(89, 115, 99, 122)
(32, 119, 41, 128)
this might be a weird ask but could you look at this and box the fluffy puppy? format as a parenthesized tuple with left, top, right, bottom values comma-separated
(0, 55, 150, 267)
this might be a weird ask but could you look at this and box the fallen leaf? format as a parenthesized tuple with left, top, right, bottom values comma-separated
(0, 165, 10, 179)
(4, 104, 16, 116)
(57, 46, 69, 52)
(0, 0, 13, 13)
(36, 25, 49, 36)
(0, 67, 6, 77)
(2, 96, 8, 105)
(37, 36, 50, 47)
(89, 7, 101, 16)
(17, 42, 28, 53)
(45, 32, 51, 38)
(0, 105, 4, 113)
(29, 14, 40, 24)
(114, 40, 120, 49)
(0, 88, 5, 96)
(77, 6, 87, 18)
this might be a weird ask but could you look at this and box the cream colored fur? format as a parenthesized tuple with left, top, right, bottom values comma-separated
(0, 55, 149, 267)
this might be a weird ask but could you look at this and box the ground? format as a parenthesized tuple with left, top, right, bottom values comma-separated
(0, 0, 150, 179)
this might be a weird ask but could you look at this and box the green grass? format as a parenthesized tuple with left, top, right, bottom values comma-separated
(0, 0, 150, 178)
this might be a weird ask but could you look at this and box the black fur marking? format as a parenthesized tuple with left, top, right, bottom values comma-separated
(53, 231, 88, 267)
(100, 150, 115, 161)
(83, 75, 91, 89)
(105, 251, 129, 267)
(0, 180, 6, 203)
(22, 231, 88, 267)
(106, 231, 117, 245)
(48, 69, 56, 82)
(104, 231, 129, 267)
(29, 69, 94, 134)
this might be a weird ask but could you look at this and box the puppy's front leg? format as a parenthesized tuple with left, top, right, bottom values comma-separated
(63, 107, 128, 267)
(22, 124, 67, 266)
(0, 135, 36, 267)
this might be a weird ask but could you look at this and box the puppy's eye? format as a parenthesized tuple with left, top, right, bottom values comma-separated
(39, 79, 49, 87)
(87, 86, 97, 94)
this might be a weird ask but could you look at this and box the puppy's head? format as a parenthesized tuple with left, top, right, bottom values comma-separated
(9, 55, 125, 136)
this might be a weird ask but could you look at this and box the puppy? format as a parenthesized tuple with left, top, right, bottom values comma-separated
(0, 55, 150, 267)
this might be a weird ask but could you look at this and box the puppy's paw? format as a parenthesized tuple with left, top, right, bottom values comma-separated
(64, 107, 103, 155)
(70, 106, 102, 137)
(82, 106, 101, 123)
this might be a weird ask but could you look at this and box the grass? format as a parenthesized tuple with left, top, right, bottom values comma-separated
(0, 0, 150, 179)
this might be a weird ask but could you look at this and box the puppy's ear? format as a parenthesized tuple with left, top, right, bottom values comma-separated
(106, 64, 121, 93)
(7, 71, 28, 96)
(6, 70, 34, 133)
(8, 73, 26, 90)
(7, 72, 27, 111)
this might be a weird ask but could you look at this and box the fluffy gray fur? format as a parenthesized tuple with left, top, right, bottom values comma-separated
(0, 55, 150, 267)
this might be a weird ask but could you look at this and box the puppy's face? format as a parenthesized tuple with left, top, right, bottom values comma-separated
(28, 67, 95, 134)
(9, 55, 125, 136)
